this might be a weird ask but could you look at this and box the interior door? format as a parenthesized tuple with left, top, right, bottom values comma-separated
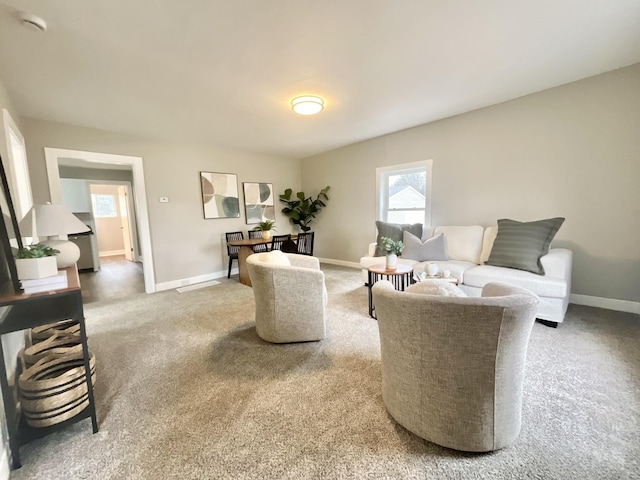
(117, 185, 133, 261)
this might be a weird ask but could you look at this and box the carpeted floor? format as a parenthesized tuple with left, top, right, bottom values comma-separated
(9, 265, 640, 479)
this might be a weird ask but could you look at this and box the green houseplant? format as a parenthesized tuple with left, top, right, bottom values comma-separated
(380, 237, 403, 270)
(279, 186, 330, 232)
(254, 220, 276, 241)
(14, 244, 60, 280)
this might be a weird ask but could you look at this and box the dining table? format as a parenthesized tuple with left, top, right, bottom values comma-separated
(228, 235, 297, 287)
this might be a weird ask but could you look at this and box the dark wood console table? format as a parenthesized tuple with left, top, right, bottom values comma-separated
(0, 266, 98, 469)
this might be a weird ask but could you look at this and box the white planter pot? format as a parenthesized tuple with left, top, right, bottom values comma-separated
(261, 231, 272, 241)
(15, 256, 58, 280)
(426, 262, 439, 276)
(386, 253, 397, 270)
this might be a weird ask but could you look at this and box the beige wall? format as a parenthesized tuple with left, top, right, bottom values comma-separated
(90, 184, 126, 254)
(301, 64, 640, 303)
(21, 118, 300, 285)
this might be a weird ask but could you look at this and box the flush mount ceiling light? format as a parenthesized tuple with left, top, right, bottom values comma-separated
(291, 96, 324, 115)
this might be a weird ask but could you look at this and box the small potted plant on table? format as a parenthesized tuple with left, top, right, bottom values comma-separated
(255, 220, 276, 241)
(14, 244, 60, 280)
(380, 237, 404, 270)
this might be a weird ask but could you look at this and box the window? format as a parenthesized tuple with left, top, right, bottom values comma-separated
(377, 160, 432, 225)
(91, 194, 117, 218)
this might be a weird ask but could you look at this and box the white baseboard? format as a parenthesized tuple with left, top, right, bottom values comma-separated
(318, 258, 360, 269)
(570, 294, 640, 315)
(155, 268, 237, 292)
(99, 250, 126, 257)
(153, 260, 640, 316)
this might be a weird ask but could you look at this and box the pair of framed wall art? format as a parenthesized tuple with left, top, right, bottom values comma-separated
(199, 171, 275, 224)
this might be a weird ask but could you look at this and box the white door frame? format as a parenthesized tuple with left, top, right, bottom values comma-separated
(45, 148, 155, 293)
(116, 184, 134, 261)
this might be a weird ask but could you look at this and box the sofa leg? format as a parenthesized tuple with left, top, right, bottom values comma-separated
(537, 319, 558, 328)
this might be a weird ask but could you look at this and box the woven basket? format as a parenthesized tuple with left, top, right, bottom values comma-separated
(32, 320, 80, 343)
(23, 334, 83, 367)
(18, 351, 96, 428)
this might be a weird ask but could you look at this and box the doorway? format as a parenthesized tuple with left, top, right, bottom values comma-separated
(44, 148, 155, 293)
(89, 182, 139, 261)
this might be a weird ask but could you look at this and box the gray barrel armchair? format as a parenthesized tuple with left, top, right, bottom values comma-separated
(372, 280, 539, 452)
(247, 251, 327, 343)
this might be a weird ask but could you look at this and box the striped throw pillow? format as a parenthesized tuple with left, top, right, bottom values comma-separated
(486, 218, 565, 274)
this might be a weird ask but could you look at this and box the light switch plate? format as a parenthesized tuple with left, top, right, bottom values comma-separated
(159, 196, 169, 203)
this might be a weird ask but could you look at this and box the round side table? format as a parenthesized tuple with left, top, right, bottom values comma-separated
(367, 263, 413, 318)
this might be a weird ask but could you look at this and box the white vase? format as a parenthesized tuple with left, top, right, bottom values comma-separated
(426, 262, 439, 276)
(386, 253, 397, 270)
(261, 231, 272, 241)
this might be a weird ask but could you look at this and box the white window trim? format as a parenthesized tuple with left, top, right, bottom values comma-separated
(376, 160, 433, 226)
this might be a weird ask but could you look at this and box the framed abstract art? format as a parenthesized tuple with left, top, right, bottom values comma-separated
(200, 172, 240, 219)
(243, 182, 275, 224)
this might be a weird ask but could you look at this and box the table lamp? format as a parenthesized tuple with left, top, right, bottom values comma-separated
(19, 203, 91, 268)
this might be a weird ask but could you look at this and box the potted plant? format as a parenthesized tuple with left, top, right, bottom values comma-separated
(279, 186, 330, 232)
(380, 237, 404, 270)
(254, 220, 276, 241)
(14, 244, 60, 280)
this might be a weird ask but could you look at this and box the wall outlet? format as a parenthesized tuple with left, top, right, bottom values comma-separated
(159, 196, 169, 203)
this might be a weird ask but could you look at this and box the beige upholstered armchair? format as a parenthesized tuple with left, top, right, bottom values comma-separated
(371, 280, 539, 452)
(246, 251, 327, 343)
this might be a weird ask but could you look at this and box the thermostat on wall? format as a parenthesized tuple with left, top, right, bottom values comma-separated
(159, 197, 169, 203)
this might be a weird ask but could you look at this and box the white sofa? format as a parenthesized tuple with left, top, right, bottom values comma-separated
(360, 226, 572, 325)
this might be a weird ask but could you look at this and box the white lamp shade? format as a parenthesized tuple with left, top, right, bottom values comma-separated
(19, 203, 90, 238)
(18, 204, 90, 269)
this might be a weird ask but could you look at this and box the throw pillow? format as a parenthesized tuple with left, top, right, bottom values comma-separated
(401, 232, 448, 261)
(374, 221, 422, 257)
(406, 281, 467, 297)
(259, 250, 291, 266)
(486, 217, 565, 275)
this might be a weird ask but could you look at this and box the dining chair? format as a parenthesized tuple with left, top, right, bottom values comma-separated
(296, 231, 314, 256)
(225, 231, 244, 278)
(248, 229, 269, 252)
(270, 234, 291, 252)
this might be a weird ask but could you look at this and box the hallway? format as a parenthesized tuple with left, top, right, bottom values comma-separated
(79, 255, 145, 303)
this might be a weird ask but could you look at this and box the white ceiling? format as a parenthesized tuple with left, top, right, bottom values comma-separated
(1, 1, 639, 159)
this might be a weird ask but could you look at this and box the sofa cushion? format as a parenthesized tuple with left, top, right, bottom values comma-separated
(433, 226, 485, 264)
(463, 265, 567, 298)
(421, 226, 435, 241)
(258, 250, 291, 266)
(401, 232, 448, 261)
(375, 221, 422, 256)
(486, 218, 565, 274)
(480, 226, 498, 264)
